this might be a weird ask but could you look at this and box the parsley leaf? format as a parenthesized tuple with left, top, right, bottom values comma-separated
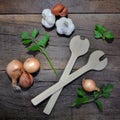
(71, 84, 114, 111)
(71, 96, 90, 107)
(105, 31, 114, 40)
(102, 93, 111, 98)
(21, 32, 30, 39)
(94, 91, 100, 99)
(22, 39, 32, 45)
(77, 88, 86, 97)
(102, 84, 114, 98)
(95, 24, 106, 35)
(102, 84, 114, 93)
(21, 28, 58, 77)
(27, 45, 39, 51)
(94, 24, 115, 41)
(32, 28, 39, 38)
(37, 33, 50, 48)
(95, 99, 103, 111)
(94, 30, 103, 39)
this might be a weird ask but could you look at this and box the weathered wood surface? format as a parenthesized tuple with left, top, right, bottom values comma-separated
(0, 0, 120, 13)
(0, 0, 120, 120)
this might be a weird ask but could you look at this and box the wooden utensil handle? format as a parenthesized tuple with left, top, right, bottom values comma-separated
(31, 64, 90, 106)
(43, 54, 77, 115)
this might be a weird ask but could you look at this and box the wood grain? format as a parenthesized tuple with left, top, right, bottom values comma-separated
(0, 14, 120, 70)
(0, 0, 120, 119)
(0, 0, 120, 13)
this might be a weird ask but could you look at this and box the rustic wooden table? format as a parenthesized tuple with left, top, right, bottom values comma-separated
(0, 0, 120, 120)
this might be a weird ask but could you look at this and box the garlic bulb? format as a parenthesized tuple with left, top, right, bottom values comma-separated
(55, 17, 75, 36)
(41, 9, 56, 28)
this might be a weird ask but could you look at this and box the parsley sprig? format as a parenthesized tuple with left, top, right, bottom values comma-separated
(71, 84, 114, 111)
(94, 24, 115, 41)
(21, 28, 58, 77)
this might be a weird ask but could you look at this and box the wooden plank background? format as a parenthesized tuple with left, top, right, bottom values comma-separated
(0, 0, 120, 120)
(0, 0, 120, 13)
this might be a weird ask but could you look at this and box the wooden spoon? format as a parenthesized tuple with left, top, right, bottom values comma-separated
(43, 35, 90, 114)
(31, 50, 108, 107)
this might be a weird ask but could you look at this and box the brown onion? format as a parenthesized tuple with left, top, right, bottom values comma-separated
(23, 57, 40, 73)
(6, 59, 23, 91)
(51, 3, 68, 17)
(82, 79, 100, 92)
(19, 71, 33, 88)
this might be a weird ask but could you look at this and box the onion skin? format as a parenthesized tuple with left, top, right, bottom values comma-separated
(82, 79, 100, 92)
(51, 3, 68, 17)
(6, 59, 23, 91)
(23, 57, 40, 73)
(19, 71, 33, 88)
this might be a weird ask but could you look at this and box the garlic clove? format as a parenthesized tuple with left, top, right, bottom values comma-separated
(19, 71, 34, 88)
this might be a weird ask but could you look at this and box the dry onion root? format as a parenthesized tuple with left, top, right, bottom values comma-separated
(6, 59, 24, 91)
(6, 57, 40, 91)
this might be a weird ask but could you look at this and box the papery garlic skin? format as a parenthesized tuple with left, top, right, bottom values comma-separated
(41, 9, 56, 28)
(56, 17, 75, 36)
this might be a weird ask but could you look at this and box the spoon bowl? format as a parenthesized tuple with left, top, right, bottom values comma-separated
(70, 35, 90, 57)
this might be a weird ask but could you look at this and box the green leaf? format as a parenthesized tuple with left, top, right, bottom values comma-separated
(94, 30, 103, 39)
(32, 28, 39, 38)
(22, 39, 32, 45)
(102, 84, 114, 93)
(77, 88, 86, 97)
(95, 24, 106, 35)
(37, 33, 50, 48)
(102, 93, 111, 98)
(94, 91, 100, 99)
(102, 84, 114, 99)
(95, 99, 103, 111)
(71, 96, 90, 107)
(21, 32, 30, 40)
(105, 31, 114, 40)
(71, 97, 81, 107)
(27, 45, 39, 51)
(94, 24, 115, 42)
